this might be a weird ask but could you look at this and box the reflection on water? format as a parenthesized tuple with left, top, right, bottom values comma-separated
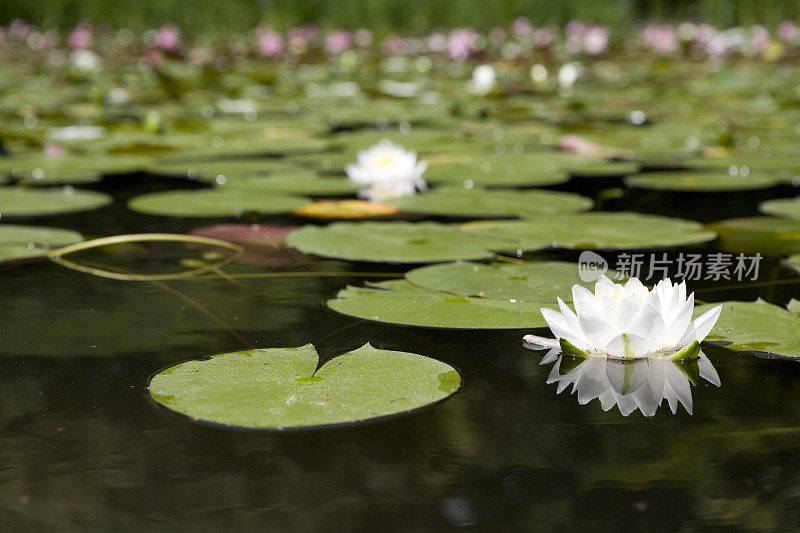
(540, 350, 720, 416)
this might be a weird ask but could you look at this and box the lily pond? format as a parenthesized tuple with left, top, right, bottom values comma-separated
(6, 23, 800, 532)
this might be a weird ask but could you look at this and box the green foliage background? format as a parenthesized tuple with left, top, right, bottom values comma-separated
(1, 0, 799, 33)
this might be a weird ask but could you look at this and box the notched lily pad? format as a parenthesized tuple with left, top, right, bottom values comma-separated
(328, 280, 550, 329)
(0, 187, 113, 217)
(697, 299, 800, 360)
(327, 260, 596, 329)
(760, 197, 800, 221)
(707, 216, 800, 256)
(627, 171, 779, 192)
(0, 223, 84, 263)
(286, 221, 499, 263)
(148, 343, 461, 430)
(388, 188, 592, 218)
(128, 189, 310, 217)
(461, 212, 716, 251)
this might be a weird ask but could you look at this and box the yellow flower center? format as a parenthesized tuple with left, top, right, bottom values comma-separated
(376, 155, 394, 168)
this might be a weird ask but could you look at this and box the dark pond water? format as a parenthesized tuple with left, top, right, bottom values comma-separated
(4, 172, 800, 531)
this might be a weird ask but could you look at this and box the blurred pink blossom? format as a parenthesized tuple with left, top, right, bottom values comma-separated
(68, 22, 92, 50)
(325, 30, 352, 55)
(640, 24, 677, 54)
(512, 17, 532, 37)
(778, 21, 798, 43)
(583, 25, 609, 55)
(9, 19, 31, 39)
(383, 33, 406, 55)
(155, 24, 181, 51)
(750, 26, 770, 54)
(447, 28, 478, 61)
(694, 24, 716, 46)
(532, 27, 556, 49)
(43, 143, 65, 157)
(256, 27, 284, 57)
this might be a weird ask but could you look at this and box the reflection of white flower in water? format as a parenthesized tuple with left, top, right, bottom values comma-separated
(470, 65, 496, 95)
(539, 350, 720, 416)
(524, 276, 722, 360)
(345, 140, 428, 203)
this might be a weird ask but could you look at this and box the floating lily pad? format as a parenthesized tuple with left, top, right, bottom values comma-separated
(128, 189, 310, 217)
(405, 261, 602, 303)
(286, 221, 498, 263)
(329, 280, 549, 329)
(627, 171, 779, 192)
(0, 223, 84, 262)
(293, 200, 400, 219)
(149, 158, 298, 183)
(707, 216, 800, 256)
(148, 343, 460, 430)
(461, 212, 716, 251)
(570, 161, 641, 178)
(760, 197, 800, 220)
(1, 154, 147, 185)
(422, 154, 571, 188)
(388, 188, 592, 218)
(0, 187, 113, 217)
(697, 299, 800, 360)
(225, 174, 360, 196)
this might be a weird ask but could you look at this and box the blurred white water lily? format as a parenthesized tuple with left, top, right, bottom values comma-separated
(523, 276, 722, 360)
(345, 140, 428, 202)
(540, 351, 720, 416)
(470, 64, 496, 95)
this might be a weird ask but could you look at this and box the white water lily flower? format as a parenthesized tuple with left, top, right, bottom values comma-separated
(540, 351, 720, 416)
(345, 140, 428, 202)
(524, 276, 722, 360)
(470, 64, 496, 95)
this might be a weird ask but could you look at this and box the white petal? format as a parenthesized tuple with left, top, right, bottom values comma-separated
(541, 307, 586, 349)
(523, 334, 559, 349)
(605, 333, 649, 359)
(627, 304, 666, 349)
(698, 354, 721, 387)
(577, 309, 614, 349)
(690, 305, 722, 342)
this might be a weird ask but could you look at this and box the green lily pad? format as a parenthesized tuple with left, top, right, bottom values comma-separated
(224, 173, 360, 196)
(328, 280, 550, 329)
(0, 187, 113, 217)
(128, 189, 310, 218)
(697, 299, 800, 360)
(148, 343, 460, 430)
(388, 188, 592, 218)
(0, 223, 84, 262)
(286, 221, 499, 263)
(1, 154, 148, 185)
(760, 197, 800, 220)
(404, 261, 601, 303)
(461, 212, 716, 251)
(148, 158, 298, 183)
(707, 216, 800, 256)
(422, 154, 571, 188)
(627, 171, 779, 192)
(570, 161, 641, 178)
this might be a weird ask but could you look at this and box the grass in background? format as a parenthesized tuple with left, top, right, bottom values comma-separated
(1, 0, 800, 34)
